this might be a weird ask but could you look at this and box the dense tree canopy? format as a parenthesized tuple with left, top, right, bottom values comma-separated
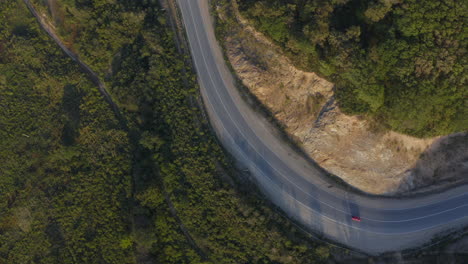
(239, 0, 467, 137)
(0, 1, 133, 263)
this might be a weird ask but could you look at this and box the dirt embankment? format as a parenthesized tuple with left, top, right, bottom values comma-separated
(216, 1, 468, 195)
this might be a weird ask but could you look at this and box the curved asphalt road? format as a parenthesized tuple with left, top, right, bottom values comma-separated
(177, 0, 468, 254)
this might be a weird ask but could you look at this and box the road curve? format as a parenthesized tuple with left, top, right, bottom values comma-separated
(177, 0, 468, 254)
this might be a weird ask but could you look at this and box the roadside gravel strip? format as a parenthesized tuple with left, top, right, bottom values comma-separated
(177, 0, 468, 254)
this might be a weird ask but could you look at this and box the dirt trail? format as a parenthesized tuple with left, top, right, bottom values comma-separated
(24, 0, 208, 259)
(217, 0, 468, 194)
(23, 0, 126, 129)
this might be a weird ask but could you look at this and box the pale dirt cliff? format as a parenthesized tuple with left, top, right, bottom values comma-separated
(215, 0, 468, 194)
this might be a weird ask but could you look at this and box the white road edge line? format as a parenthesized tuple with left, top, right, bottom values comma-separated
(183, 0, 468, 225)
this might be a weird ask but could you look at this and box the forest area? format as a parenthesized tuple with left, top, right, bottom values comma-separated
(237, 0, 467, 137)
(0, 1, 134, 263)
(0, 0, 335, 263)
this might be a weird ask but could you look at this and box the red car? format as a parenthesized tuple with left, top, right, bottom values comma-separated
(352, 216, 361, 222)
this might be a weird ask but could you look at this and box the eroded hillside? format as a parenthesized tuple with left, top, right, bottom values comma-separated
(215, 0, 468, 194)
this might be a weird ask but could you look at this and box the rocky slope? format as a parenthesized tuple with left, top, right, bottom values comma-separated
(216, 1, 468, 194)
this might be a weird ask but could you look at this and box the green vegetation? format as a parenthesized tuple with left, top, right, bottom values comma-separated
(1, 0, 335, 263)
(237, 0, 467, 137)
(112, 20, 330, 263)
(32, 0, 145, 77)
(0, 1, 133, 263)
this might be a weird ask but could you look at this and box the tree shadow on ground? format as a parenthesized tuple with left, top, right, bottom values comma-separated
(397, 132, 468, 194)
(61, 84, 82, 146)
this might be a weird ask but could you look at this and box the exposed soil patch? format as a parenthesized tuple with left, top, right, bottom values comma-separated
(216, 0, 467, 195)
